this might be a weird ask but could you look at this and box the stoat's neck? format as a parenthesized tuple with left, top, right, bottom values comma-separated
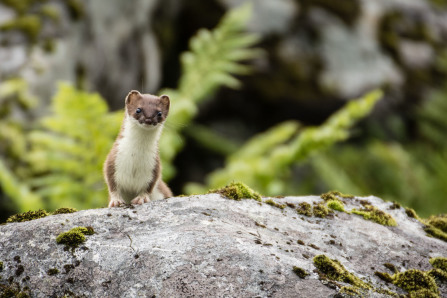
(121, 116, 163, 150)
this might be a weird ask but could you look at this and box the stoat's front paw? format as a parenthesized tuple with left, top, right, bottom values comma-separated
(108, 195, 125, 207)
(131, 195, 151, 205)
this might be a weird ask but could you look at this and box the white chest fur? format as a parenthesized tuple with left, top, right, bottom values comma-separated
(114, 117, 162, 200)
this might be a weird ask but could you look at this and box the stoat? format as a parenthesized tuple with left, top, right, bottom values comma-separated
(104, 90, 172, 207)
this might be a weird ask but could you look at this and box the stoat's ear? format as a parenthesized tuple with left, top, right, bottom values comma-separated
(125, 90, 141, 104)
(160, 94, 170, 110)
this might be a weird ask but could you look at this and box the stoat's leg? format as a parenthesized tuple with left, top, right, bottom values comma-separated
(108, 192, 126, 207)
(131, 193, 151, 205)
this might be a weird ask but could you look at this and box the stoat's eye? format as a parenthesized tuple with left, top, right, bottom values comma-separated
(157, 111, 162, 117)
(136, 108, 142, 114)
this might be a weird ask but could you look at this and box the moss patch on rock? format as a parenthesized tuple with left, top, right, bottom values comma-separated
(292, 266, 309, 278)
(321, 191, 354, 202)
(424, 225, 447, 242)
(429, 269, 447, 282)
(6, 209, 49, 223)
(56, 226, 94, 248)
(313, 203, 329, 218)
(209, 182, 261, 201)
(351, 205, 397, 226)
(376, 267, 440, 297)
(47, 268, 59, 276)
(327, 199, 345, 212)
(313, 254, 372, 289)
(265, 199, 286, 209)
(0, 282, 31, 298)
(339, 286, 363, 297)
(405, 208, 419, 219)
(393, 269, 438, 296)
(427, 215, 447, 233)
(52, 207, 78, 215)
(429, 257, 447, 272)
(297, 202, 312, 216)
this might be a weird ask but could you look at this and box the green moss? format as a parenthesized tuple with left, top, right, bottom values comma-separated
(427, 215, 447, 233)
(424, 225, 447, 242)
(384, 263, 398, 274)
(375, 269, 439, 296)
(405, 208, 419, 219)
(6, 209, 49, 223)
(313, 203, 329, 218)
(321, 190, 354, 201)
(339, 286, 362, 297)
(297, 202, 312, 217)
(47, 268, 59, 276)
(351, 205, 397, 226)
(389, 201, 401, 209)
(292, 266, 309, 278)
(393, 269, 438, 295)
(375, 271, 394, 283)
(313, 255, 371, 289)
(265, 199, 286, 209)
(52, 207, 78, 215)
(429, 269, 447, 282)
(0, 15, 42, 42)
(408, 289, 439, 298)
(327, 200, 345, 212)
(209, 182, 261, 201)
(0, 282, 30, 298)
(56, 226, 94, 248)
(429, 257, 447, 272)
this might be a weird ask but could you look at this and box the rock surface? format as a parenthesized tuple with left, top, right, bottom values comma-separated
(0, 194, 446, 297)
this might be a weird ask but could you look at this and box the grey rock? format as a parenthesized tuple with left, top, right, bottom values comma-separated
(0, 194, 445, 297)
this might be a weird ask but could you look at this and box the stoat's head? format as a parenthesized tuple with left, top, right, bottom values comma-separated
(125, 90, 170, 129)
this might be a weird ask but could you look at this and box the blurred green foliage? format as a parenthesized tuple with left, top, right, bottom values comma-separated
(0, 3, 445, 218)
(310, 87, 447, 217)
(160, 3, 262, 180)
(0, 79, 41, 211)
(26, 84, 122, 210)
(186, 90, 382, 195)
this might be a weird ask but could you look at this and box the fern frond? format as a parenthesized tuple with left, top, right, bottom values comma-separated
(26, 83, 122, 209)
(186, 90, 382, 195)
(160, 3, 261, 180)
(0, 158, 43, 211)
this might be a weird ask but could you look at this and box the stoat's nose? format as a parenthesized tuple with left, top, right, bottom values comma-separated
(144, 118, 153, 125)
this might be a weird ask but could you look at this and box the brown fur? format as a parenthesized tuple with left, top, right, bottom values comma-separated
(103, 90, 172, 207)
